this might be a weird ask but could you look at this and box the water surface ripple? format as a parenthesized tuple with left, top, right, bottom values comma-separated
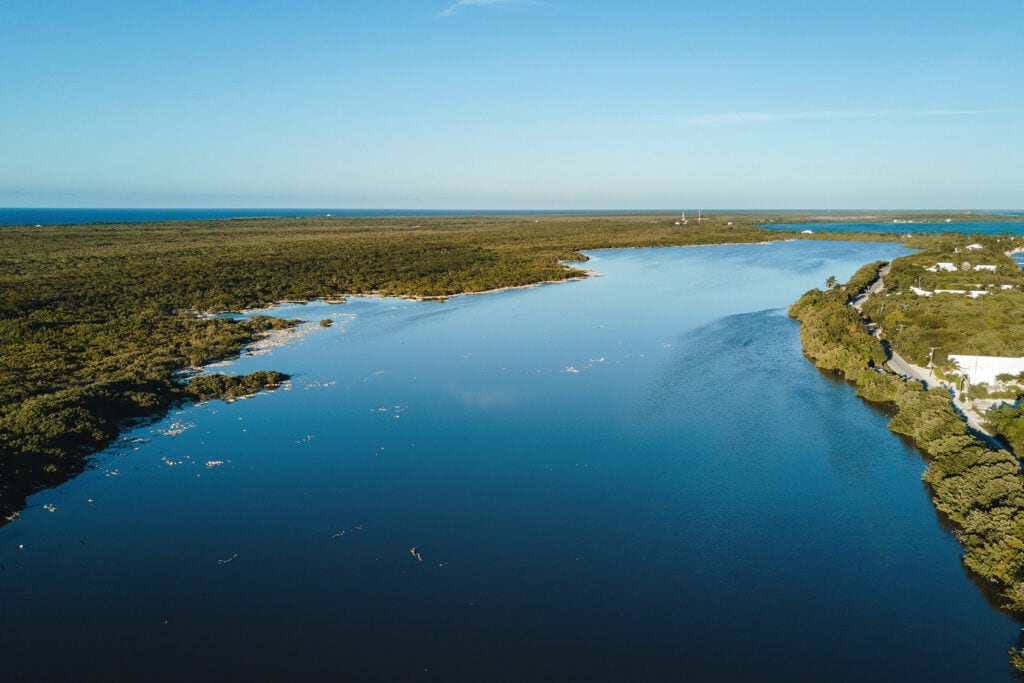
(1, 241, 1017, 681)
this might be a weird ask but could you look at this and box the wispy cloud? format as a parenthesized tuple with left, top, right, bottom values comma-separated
(437, 0, 548, 18)
(673, 108, 1021, 126)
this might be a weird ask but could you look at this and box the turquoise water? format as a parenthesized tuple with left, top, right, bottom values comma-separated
(0, 208, 635, 226)
(1, 241, 1018, 681)
(762, 220, 1024, 236)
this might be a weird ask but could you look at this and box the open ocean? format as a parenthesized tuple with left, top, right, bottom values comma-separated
(0, 208, 641, 226)
(3, 208, 1021, 228)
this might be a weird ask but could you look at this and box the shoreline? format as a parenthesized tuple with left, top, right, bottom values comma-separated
(222, 239, 836, 315)
(789, 257, 1024, 673)
(0, 229, 969, 528)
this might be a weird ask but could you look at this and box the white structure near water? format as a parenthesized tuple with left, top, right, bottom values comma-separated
(949, 355, 1024, 385)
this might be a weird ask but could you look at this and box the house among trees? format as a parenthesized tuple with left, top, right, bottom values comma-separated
(949, 354, 1024, 386)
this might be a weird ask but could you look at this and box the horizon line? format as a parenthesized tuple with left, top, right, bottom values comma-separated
(3, 206, 1022, 213)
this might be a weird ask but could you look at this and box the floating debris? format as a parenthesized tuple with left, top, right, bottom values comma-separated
(4, 511, 20, 522)
(563, 356, 611, 375)
(295, 434, 315, 445)
(332, 530, 347, 539)
(245, 325, 313, 357)
(105, 469, 120, 477)
(372, 405, 407, 419)
(158, 421, 195, 437)
(163, 421, 194, 437)
(217, 554, 238, 566)
(205, 460, 225, 469)
(87, 499, 94, 505)
(42, 503, 56, 513)
(410, 547, 423, 562)
(161, 456, 183, 467)
(357, 369, 389, 383)
(351, 524, 365, 532)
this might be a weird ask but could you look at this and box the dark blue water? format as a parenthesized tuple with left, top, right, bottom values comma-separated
(762, 220, 1024, 236)
(0, 208, 641, 226)
(0, 241, 1017, 681)
(5, 208, 1021, 232)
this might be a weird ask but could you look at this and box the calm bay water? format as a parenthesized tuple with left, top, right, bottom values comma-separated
(1, 241, 1018, 681)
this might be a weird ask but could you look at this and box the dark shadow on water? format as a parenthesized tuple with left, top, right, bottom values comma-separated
(804, 348, 1024, 632)
(0, 379, 290, 530)
(0, 408, 168, 528)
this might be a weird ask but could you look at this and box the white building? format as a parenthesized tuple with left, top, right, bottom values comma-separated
(949, 355, 1024, 385)
(925, 262, 958, 272)
(913, 287, 989, 297)
(973, 264, 997, 272)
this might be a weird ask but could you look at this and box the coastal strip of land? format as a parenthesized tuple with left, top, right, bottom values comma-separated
(788, 238, 1024, 673)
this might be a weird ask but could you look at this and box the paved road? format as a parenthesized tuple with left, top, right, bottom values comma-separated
(853, 264, 998, 438)
(885, 350, 929, 383)
(850, 264, 889, 311)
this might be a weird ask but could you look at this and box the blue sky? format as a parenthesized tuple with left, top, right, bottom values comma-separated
(1, 0, 1021, 209)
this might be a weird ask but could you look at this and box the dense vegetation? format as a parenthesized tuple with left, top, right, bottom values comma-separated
(854, 233, 1024, 456)
(790, 257, 1024, 673)
(860, 235, 1024, 365)
(988, 405, 1024, 455)
(185, 370, 290, 402)
(3, 212, 837, 520)
(788, 261, 888, 377)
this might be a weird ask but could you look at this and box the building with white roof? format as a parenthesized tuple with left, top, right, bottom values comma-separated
(949, 355, 1024, 385)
